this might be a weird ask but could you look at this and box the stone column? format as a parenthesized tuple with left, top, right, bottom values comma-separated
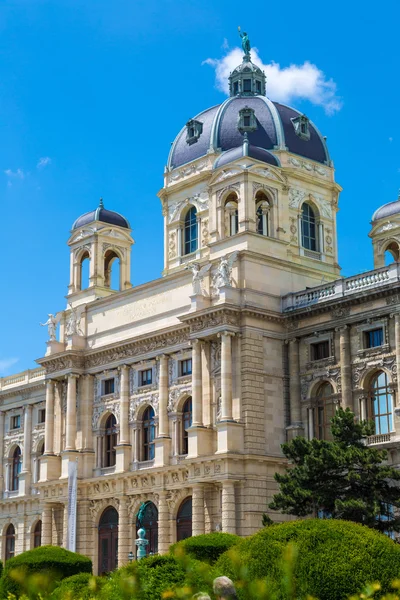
(0, 411, 5, 494)
(192, 340, 203, 426)
(65, 374, 78, 451)
(81, 375, 94, 451)
(158, 356, 169, 437)
(22, 405, 32, 472)
(42, 505, 53, 546)
(118, 496, 130, 567)
(221, 481, 236, 534)
(119, 366, 130, 445)
(338, 326, 353, 410)
(63, 503, 68, 548)
(287, 338, 303, 438)
(219, 332, 234, 421)
(44, 381, 55, 455)
(157, 491, 171, 554)
(395, 314, 400, 400)
(192, 484, 205, 536)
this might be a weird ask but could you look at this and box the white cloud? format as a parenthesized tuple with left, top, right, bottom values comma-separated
(0, 357, 19, 376)
(203, 47, 342, 115)
(4, 168, 25, 179)
(37, 156, 51, 169)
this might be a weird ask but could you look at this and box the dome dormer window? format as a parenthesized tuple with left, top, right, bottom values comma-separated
(291, 114, 311, 141)
(243, 79, 252, 93)
(186, 119, 203, 145)
(238, 107, 257, 133)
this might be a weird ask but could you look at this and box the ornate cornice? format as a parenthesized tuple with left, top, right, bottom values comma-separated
(180, 306, 241, 336)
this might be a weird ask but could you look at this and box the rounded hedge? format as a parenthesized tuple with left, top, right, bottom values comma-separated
(1, 545, 92, 599)
(50, 572, 104, 600)
(215, 519, 400, 600)
(171, 533, 240, 564)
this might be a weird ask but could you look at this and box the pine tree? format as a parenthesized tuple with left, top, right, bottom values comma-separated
(269, 408, 400, 532)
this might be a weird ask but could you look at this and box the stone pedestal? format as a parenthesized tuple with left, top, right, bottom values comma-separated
(286, 424, 304, 441)
(18, 471, 31, 496)
(115, 445, 131, 473)
(190, 294, 211, 312)
(216, 421, 244, 454)
(187, 426, 213, 458)
(61, 450, 79, 479)
(214, 286, 240, 305)
(66, 335, 86, 351)
(40, 454, 61, 482)
(45, 340, 66, 356)
(78, 450, 95, 479)
(154, 437, 171, 467)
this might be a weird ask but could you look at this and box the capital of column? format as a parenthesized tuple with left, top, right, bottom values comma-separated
(46, 379, 55, 389)
(118, 364, 130, 372)
(217, 331, 235, 339)
(66, 373, 80, 381)
(335, 325, 348, 333)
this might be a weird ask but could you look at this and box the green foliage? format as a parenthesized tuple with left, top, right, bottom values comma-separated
(0, 545, 92, 599)
(50, 572, 104, 600)
(215, 519, 400, 600)
(170, 533, 240, 564)
(262, 514, 274, 527)
(270, 408, 400, 531)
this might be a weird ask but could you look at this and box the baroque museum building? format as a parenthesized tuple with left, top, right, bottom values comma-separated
(2, 42, 400, 573)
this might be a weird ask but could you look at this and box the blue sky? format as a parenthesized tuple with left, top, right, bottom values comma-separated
(1, 0, 399, 375)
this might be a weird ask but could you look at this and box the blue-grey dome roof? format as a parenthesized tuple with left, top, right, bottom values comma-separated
(168, 96, 330, 170)
(72, 200, 130, 230)
(372, 198, 400, 222)
(214, 144, 279, 169)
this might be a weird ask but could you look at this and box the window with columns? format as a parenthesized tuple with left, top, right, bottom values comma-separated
(182, 397, 193, 455)
(104, 414, 118, 468)
(255, 190, 270, 236)
(369, 371, 394, 435)
(5, 524, 15, 560)
(225, 193, 239, 236)
(142, 406, 156, 461)
(10, 447, 21, 491)
(311, 382, 335, 440)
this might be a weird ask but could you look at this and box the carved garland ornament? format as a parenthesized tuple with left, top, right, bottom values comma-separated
(352, 355, 397, 386)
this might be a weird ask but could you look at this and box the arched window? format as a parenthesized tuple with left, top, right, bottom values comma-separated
(255, 191, 270, 236)
(79, 251, 90, 291)
(369, 371, 393, 435)
(182, 397, 193, 455)
(184, 207, 198, 255)
(98, 507, 118, 575)
(384, 242, 400, 265)
(104, 249, 121, 290)
(35, 440, 44, 484)
(176, 497, 192, 541)
(104, 414, 118, 468)
(143, 407, 155, 461)
(33, 520, 42, 548)
(225, 193, 239, 236)
(136, 501, 158, 556)
(5, 524, 15, 561)
(301, 203, 317, 251)
(313, 382, 335, 440)
(11, 447, 21, 492)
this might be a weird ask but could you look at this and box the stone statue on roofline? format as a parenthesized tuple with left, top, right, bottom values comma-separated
(66, 303, 83, 337)
(238, 26, 251, 57)
(40, 313, 58, 341)
(212, 251, 239, 294)
(185, 262, 212, 296)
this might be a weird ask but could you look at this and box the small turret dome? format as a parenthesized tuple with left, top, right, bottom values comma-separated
(372, 192, 400, 222)
(72, 199, 130, 230)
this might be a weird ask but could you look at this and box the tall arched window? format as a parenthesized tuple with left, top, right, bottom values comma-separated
(369, 371, 393, 435)
(301, 203, 317, 251)
(98, 507, 118, 575)
(33, 520, 42, 548)
(79, 251, 90, 291)
(313, 382, 335, 440)
(384, 242, 400, 266)
(104, 414, 118, 468)
(255, 191, 270, 236)
(5, 524, 15, 560)
(225, 193, 239, 236)
(35, 440, 44, 484)
(143, 406, 155, 461)
(104, 249, 121, 290)
(11, 447, 21, 492)
(182, 397, 193, 455)
(176, 497, 192, 541)
(184, 207, 198, 255)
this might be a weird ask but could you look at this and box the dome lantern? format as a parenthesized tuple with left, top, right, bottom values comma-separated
(229, 29, 266, 97)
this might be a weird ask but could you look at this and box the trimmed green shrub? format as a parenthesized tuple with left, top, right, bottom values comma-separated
(100, 554, 214, 600)
(50, 572, 104, 600)
(1, 545, 92, 599)
(215, 519, 400, 600)
(171, 532, 240, 564)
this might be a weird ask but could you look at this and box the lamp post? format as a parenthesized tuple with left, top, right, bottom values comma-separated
(128, 551, 134, 563)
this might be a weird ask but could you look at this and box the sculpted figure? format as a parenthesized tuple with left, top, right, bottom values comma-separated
(66, 304, 83, 337)
(185, 262, 212, 296)
(212, 251, 239, 293)
(40, 314, 58, 341)
(238, 26, 251, 56)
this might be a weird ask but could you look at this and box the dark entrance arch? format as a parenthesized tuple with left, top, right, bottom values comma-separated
(176, 497, 192, 541)
(98, 506, 118, 575)
(136, 501, 158, 555)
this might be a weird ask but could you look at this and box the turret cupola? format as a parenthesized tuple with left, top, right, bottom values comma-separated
(228, 29, 266, 97)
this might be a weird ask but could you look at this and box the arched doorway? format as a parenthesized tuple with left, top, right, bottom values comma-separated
(98, 506, 118, 575)
(136, 501, 158, 556)
(5, 524, 15, 560)
(33, 520, 42, 548)
(176, 497, 192, 541)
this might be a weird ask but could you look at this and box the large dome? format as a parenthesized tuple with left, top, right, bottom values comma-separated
(372, 195, 400, 222)
(168, 95, 330, 170)
(72, 199, 130, 230)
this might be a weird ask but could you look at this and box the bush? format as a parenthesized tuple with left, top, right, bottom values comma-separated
(50, 572, 104, 600)
(215, 519, 400, 600)
(1, 545, 92, 599)
(100, 554, 214, 600)
(171, 533, 240, 564)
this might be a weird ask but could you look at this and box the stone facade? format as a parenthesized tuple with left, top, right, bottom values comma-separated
(2, 45, 400, 573)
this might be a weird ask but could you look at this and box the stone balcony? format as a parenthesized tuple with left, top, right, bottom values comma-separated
(282, 263, 400, 312)
(0, 368, 45, 392)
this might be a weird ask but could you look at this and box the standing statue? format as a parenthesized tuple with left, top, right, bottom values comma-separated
(136, 501, 148, 528)
(40, 314, 58, 341)
(212, 251, 239, 294)
(185, 262, 212, 296)
(238, 26, 251, 56)
(66, 304, 83, 337)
